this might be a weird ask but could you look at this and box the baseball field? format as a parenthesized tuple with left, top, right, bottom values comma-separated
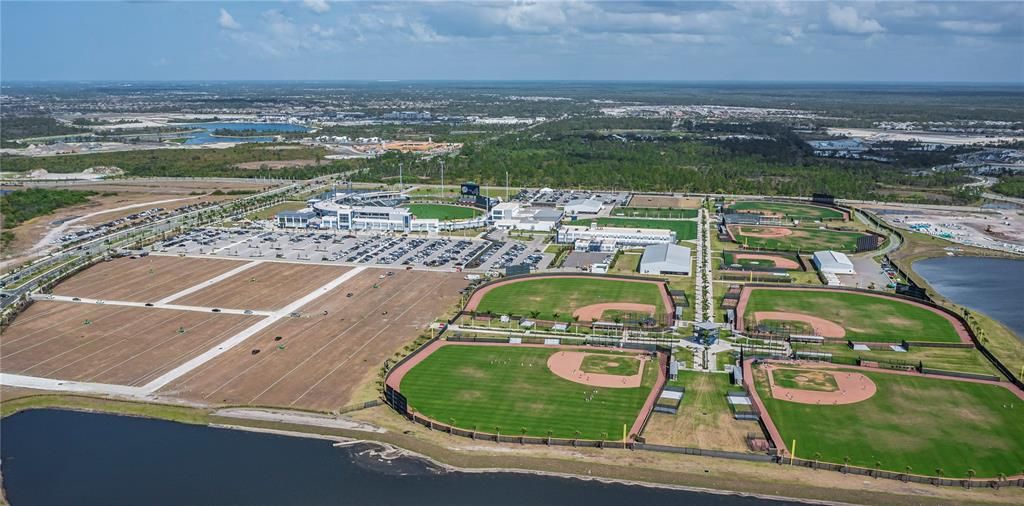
(721, 251, 802, 271)
(402, 203, 480, 220)
(751, 363, 1024, 478)
(397, 344, 659, 440)
(740, 288, 965, 343)
(728, 201, 845, 221)
(572, 217, 697, 241)
(728, 225, 871, 252)
(468, 276, 670, 322)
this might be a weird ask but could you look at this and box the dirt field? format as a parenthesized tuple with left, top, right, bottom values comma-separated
(628, 195, 703, 209)
(765, 364, 876, 405)
(174, 262, 349, 311)
(53, 256, 246, 302)
(0, 301, 262, 386)
(158, 269, 468, 411)
(547, 350, 648, 388)
(753, 311, 847, 338)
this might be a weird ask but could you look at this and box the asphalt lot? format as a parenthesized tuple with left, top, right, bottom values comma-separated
(153, 228, 549, 272)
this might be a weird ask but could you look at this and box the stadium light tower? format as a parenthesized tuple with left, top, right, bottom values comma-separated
(440, 160, 445, 198)
(399, 162, 404, 191)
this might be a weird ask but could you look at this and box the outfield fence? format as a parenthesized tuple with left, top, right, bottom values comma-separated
(780, 457, 1024, 489)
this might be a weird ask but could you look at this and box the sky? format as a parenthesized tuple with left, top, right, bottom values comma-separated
(2, 1, 1022, 82)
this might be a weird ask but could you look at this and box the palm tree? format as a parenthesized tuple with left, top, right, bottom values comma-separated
(573, 430, 582, 447)
(904, 465, 912, 482)
(874, 461, 882, 478)
(520, 427, 527, 444)
(812, 452, 822, 471)
(546, 429, 553, 445)
(967, 468, 976, 489)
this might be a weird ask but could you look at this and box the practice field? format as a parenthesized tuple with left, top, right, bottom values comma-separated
(52, 255, 246, 302)
(627, 195, 703, 209)
(572, 217, 697, 241)
(752, 363, 1024, 477)
(740, 288, 964, 343)
(612, 208, 698, 219)
(728, 201, 845, 221)
(580, 353, 642, 375)
(0, 301, 262, 386)
(728, 225, 871, 252)
(468, 276, 670, 322)
(174, 263, 349, 311)
(397, 344, 658, 440)
(402, 203, 480, 220)
(160, 269, 467, 411)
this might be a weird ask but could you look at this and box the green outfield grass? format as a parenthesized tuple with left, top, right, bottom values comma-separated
(803, 343, 1002, 377)
(753, 365, 1024, 477)
(745, 289, 962, 343)
(475, 276, 665, 322)
(730, 225, 870, 252)
(728, 201, 844, 221)
(611, 208, 698, 219)
(400, 345, 657, 440)
(721, 251, 796, 270)
(573, 217, 697, 241)
(403, 203, 481, 220)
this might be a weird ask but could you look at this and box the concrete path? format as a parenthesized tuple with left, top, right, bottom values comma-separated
(31, 293, 274, 316)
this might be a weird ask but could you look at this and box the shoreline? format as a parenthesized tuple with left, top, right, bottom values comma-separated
(2, 395, 1022, 505)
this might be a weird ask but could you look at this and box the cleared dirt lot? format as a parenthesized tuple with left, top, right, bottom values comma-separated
(53, 255, 246, 302)
(160, 269, 468, 411)
(175, 262, 350, 311)
(627, 194, 703, 209)
(1, 301, 262, 386)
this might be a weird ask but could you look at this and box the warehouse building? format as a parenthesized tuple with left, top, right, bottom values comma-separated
(563, 197, 604, 216)
(557, 223, 675, 250)
(639, 243, 692, 275)
(812, 250, 856, 275)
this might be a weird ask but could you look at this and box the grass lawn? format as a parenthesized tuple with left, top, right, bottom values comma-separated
(753, 364, 1024, 477)
(612, 208, 698, 219)
(475, 277, 665, 322)
(573, 217, 697, 241)
(580, 353, 642, 375)
(728, 201, 844, 221)
(403, 203, 480, 220)
(641, 370, 759, 451)
(610, 252, 642, 274)
(730, 226, 869, 252)
(721, 251, 796, 270)
(807, 343, 1002, 377)
(399, 345, 656, 440)
(248, 201, 307, 220)
(771, 368, 839, 391)
(744, 289, 962, 343)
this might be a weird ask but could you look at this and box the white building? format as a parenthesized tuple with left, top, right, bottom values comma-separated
(639, 243, 692, 275)
(557, 224, 675, 250)
(813, 250, 856, 275)
(490, 202, 563, 231)
(563, 197, 604, 216)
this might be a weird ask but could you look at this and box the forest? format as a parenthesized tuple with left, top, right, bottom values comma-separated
(0, 188, 96, 248)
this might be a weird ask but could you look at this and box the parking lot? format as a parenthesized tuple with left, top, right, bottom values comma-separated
(153, 228, 529, 271)
(513, 189, 629, 207)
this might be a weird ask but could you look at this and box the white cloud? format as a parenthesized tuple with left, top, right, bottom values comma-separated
(827, 4, 884, 34)
(218, 8, 242, 30)
(302, 0, 331, 14)
(939, 20, 1002, 35)
(310, 23, 335, 38)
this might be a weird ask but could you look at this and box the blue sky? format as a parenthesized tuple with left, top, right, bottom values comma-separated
(2, 1, 1022, 82)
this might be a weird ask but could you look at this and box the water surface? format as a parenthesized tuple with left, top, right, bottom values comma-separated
(1, 410, 794, 506)
(913, 256, 1024, 340)
(183, 122, 309, 145)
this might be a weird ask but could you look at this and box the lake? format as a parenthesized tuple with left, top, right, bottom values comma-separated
(1, 410, 796, 506)
(182, 122, 309, 145)
(913, 256, 1024, 340)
